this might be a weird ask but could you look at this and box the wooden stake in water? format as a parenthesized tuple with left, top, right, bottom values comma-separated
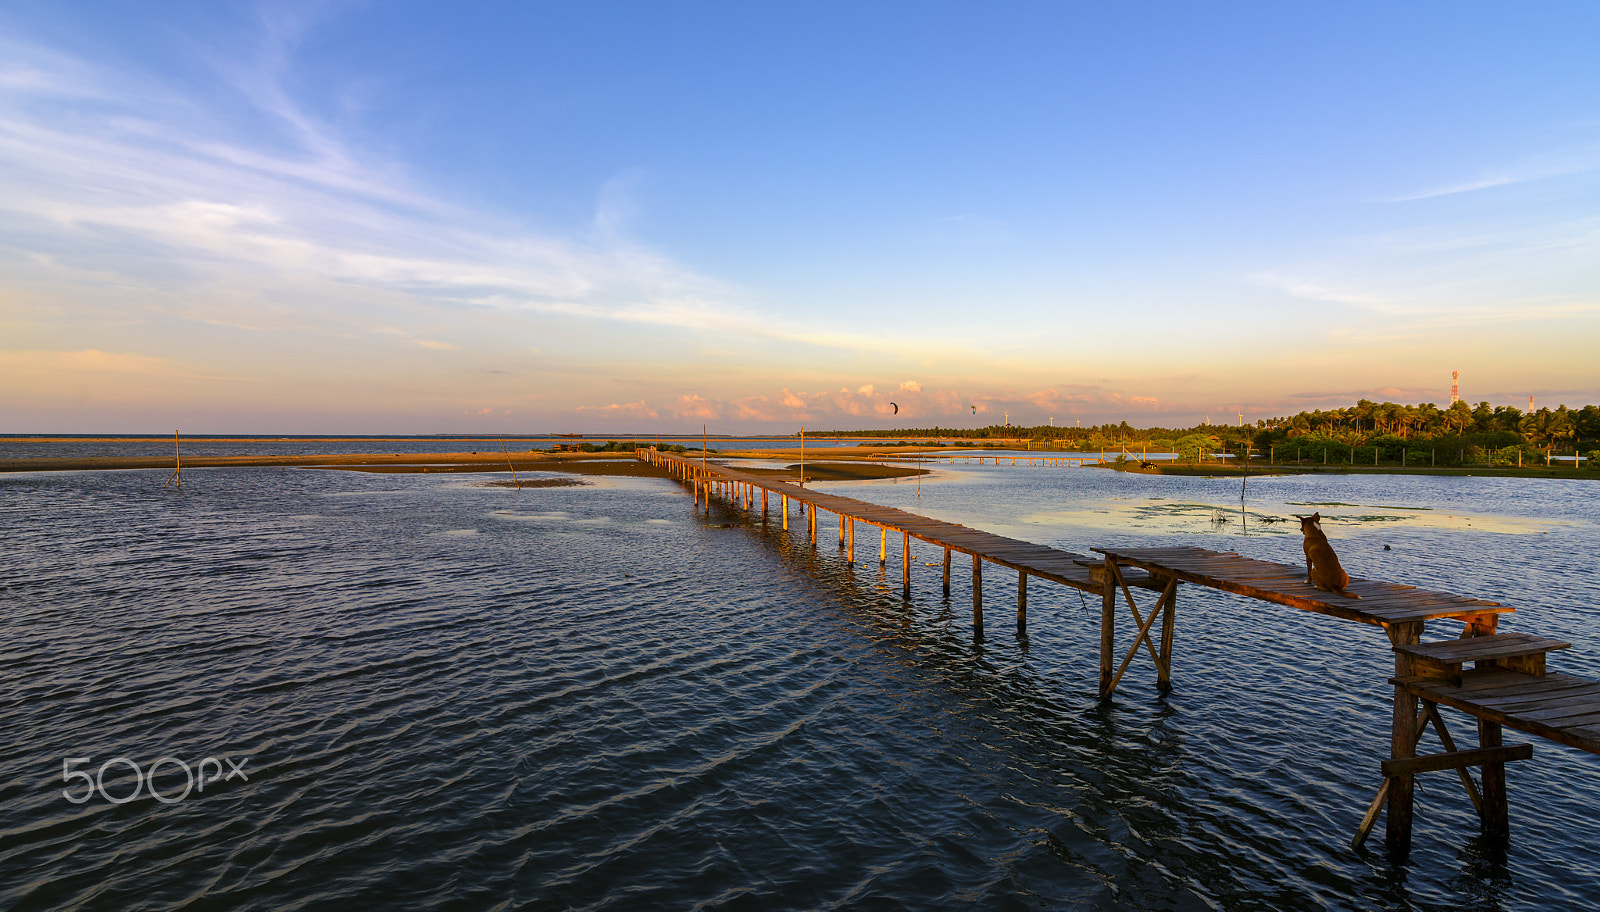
(163, 430, 181, 488)
(499, 438, 521, 489)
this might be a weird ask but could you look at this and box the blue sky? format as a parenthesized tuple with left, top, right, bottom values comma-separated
(3, 1, 1598, 433)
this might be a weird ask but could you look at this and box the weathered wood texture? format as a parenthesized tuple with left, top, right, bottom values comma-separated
(651, 449, 1115, 593)
(1092, 546, 1510, 627)
(1400, 671, 1600, 757)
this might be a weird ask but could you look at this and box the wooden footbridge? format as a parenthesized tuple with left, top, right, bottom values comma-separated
(639, 448, 1600, 858)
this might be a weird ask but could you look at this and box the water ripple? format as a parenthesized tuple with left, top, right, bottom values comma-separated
(2, 466, 1597, 909)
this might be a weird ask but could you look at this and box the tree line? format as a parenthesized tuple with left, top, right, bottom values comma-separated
(823, 399, 1600, 467)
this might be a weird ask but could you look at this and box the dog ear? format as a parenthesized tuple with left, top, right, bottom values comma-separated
(1310, 511, 1321, 522)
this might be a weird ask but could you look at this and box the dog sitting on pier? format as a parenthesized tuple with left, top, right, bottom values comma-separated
(1297, 512, 1361, 599)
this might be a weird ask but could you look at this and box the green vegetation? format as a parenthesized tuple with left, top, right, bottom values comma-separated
(822, 399, 1600, 470)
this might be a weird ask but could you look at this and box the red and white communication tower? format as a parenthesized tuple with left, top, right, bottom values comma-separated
(1450, 371, 1459, 405)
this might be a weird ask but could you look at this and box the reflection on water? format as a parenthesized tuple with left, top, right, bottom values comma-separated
(1013, 495, 1569, 537)
(0, 462, 1596, 910)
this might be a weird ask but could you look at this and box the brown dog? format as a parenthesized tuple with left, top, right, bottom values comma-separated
(1298, 512, 1361, 599)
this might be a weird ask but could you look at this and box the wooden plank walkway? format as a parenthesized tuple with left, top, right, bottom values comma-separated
(1089, 544, 1599, 855)
(644, 449, 1137, 596)
(643, 449, 1600, 856)
(1399, 671, 1600, 757)
(1092, 546, 1510, 628)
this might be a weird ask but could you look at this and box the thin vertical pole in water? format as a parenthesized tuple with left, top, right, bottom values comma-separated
(164, 431, 182, 488)
(781, 495, 788, 530)
(942, 547, 951, 595)
(879, 527, 886, 564)
(847, 519, 855, 564)
(800, 426, 805, 486)
(500, 438, 521, 489)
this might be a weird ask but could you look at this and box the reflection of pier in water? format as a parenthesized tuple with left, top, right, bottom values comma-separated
(641, 448, 1600, 859)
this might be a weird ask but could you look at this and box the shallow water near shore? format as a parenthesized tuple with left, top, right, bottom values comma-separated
(2, 461, 1597, 910)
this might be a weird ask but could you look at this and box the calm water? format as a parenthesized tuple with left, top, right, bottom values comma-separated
(2, 459, 1597, 910)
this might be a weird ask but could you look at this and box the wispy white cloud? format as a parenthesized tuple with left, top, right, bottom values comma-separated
(0, 23, 752, 342)
(1246, 272, 1392, 308)
(1387, 144, 1600, 202)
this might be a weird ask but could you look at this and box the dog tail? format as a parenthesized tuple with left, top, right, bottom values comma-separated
(1336, 588, 1362, 600)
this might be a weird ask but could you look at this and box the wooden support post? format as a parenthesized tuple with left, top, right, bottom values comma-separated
(1351, 778, 1392, 850)
(847, 519, 855, 564)
(972, 555, 983, 635)
(762, 489, 768, 514)
(1419, 702, 1484, 816)
(838, 512, 846, 549)
(809, 506, 817, 544)
(1380, 743, 1531, 778)
(1158, 577, 1176, 692)
(781, 495, 788, 530)
(1106, 573, 1172, 696)
(1100, 556, 1116, 696)
(1386, 621, 1423, 857)
(1017, 571, 1027, 634)
(902, 532, 911, 595)
(1481, 718, 1509, 841)
(942, 548, 951, 595)
(879, 527, 886, 564)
